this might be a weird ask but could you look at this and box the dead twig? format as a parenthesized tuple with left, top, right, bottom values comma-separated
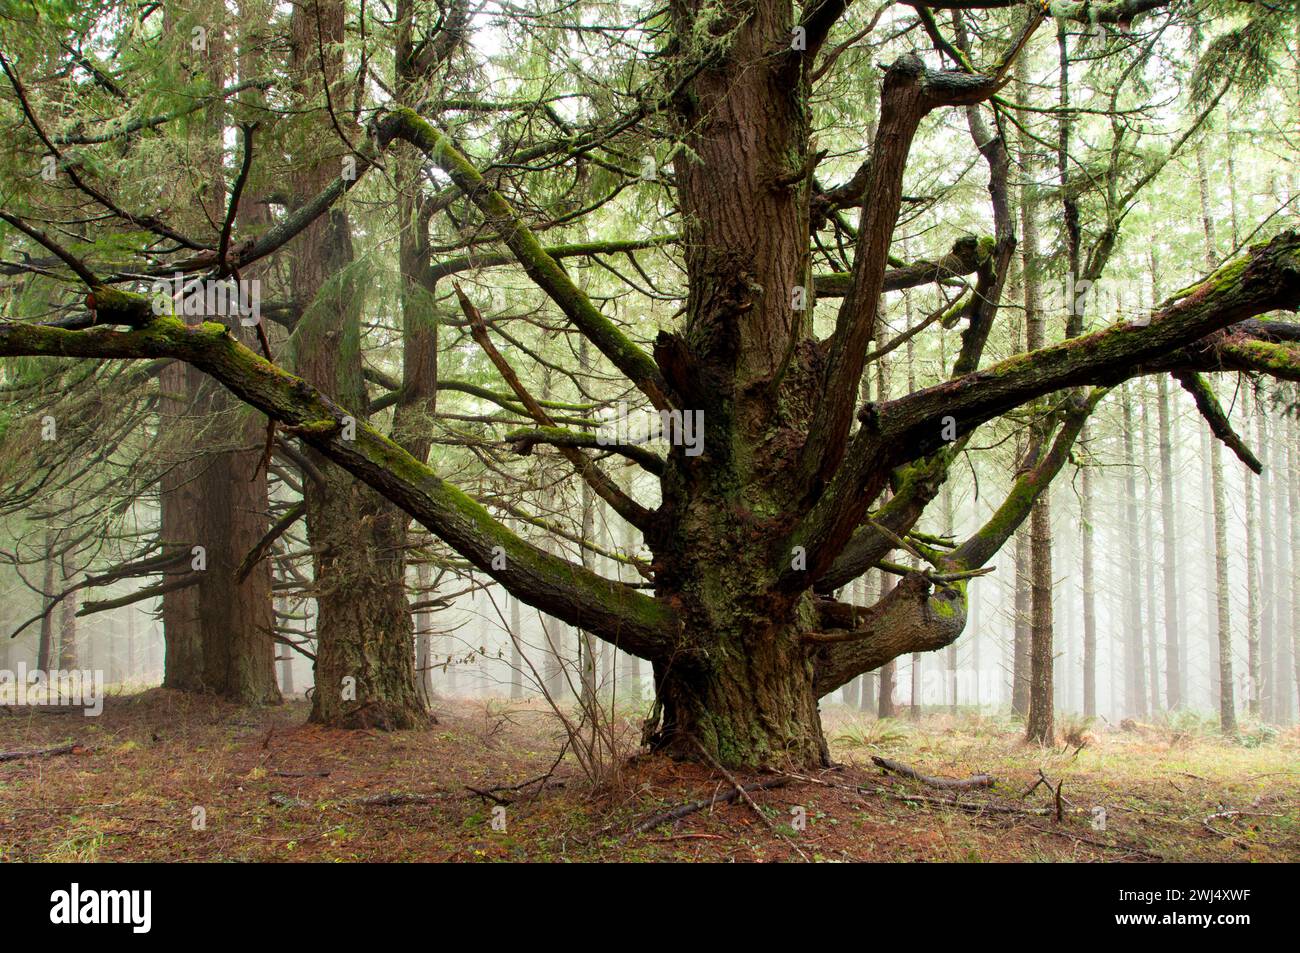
(690, 737, 810, 861)
(1203, 810, 1284, 845)
(272, 769, 331, 778)
(0, 742, 85, 763)
(624, 778, 790, 840)
(351, 791, 450, 807)
(872, 755, 995, 790)
(872, 788, 1056, 816)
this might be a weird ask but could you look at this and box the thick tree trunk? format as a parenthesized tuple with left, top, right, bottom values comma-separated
(649, 626, 829, 769)
(195, 442, 280, 703)
(158, 376, 204, 692)
(290, 0, 423, 729)
(155, 0, 279, 705)
(304, 479, 425, 728)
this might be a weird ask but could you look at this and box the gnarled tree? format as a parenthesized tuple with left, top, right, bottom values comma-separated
(4, 0, 1300, 765)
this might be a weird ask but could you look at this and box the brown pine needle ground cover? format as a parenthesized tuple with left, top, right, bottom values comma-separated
(0, 690, 1295, 862)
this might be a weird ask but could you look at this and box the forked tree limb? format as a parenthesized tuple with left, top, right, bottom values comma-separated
(377, 109, 672, 411)
(235, 500, 307, 584)
(455, 282, 653, 529)
(77, 572, 203, 616)
(783, 230, 1300, 595)
(6, 548, 186, 640)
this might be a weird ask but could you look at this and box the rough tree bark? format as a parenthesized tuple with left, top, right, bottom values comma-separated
(9, 0, 1300, 767)
(289, 0, 424, 728)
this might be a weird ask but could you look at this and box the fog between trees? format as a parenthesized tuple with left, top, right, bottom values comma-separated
(2, 0, 1299, 768)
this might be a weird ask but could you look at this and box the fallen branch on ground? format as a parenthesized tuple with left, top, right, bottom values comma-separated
(871, 755, 994, 790)
(351, 792, 451, 807)
(871, 788, 1057, 816)
(0, 742, 84, 762)
(624, 778, 790, 840)
(690, 737, 809, 861)
(272, 769, 331, 778)
(1203, 809, 1284, 844)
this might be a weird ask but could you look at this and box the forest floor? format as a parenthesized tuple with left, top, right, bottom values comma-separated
(0, 688, 1296, 862)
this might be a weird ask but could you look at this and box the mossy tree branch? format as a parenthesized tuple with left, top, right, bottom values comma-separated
(0, 303, 679, 659)
(377, 108, 672, 410)
(948, 387, 1106, 571)
(781, 230, 1300, 594)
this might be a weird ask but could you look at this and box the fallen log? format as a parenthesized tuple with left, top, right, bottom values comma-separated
(0, 742, 82, 763)
(871, 755, 994, 790)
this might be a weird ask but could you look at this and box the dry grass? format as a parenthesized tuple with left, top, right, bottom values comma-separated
(0, 690, 1295, 862)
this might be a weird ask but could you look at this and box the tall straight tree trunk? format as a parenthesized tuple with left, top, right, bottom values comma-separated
(154, 1, 279, 704)
(1196, 144, 1222, 713)
(1210, 427, 1237, 733)
(290, 0, 423, 728)
(1026, 497, 1054, 741)
(1245, 386, 1261, 715)
(1017, 77, 1053, 740)
(1201, 427, 1220, 707)
(1012, 528, 1031, 717)
(1272, 398, 1289, 719)
(56, 550, 77, 670)
(577, 338, 599, 708)
(37, 528, 56, 672)
(1152, 263, 1183, 711)
(1080, 428, 1097, 719)
(1290, 397, 1300, 721)
(1285, 401, 1300, 724)
(1257, 391, 1275, 720)
(1120, 384, 1147, 719)
(1140, 383, 1160, 713)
